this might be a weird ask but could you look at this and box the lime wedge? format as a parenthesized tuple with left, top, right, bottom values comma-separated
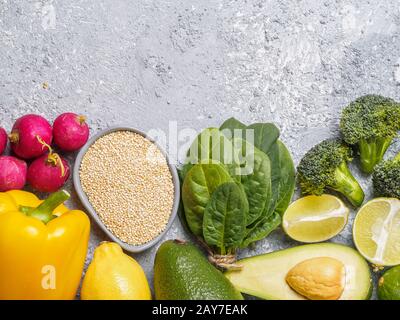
(283, 195, 349, 243)
(353, 198, 400, 266)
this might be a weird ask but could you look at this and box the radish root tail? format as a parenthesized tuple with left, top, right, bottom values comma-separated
(37, 135, 66, 178)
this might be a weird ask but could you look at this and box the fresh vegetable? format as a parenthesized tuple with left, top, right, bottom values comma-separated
(297, 139, 364, 207)
(353, 198, 400, 266)
(232, 138, 271, 225)
(154, 240, 243, 300)
(225, 243, 372, 300)
(286, 257, 345, 300)
(184, 127, 235, 173)
(0, 190, 90, 299)
(182, 162, 233, 236)
(0, 156, 27, 191)
(179, 118, 295, 268)
(372, 153, 400, 198)
(203, 182, 247, 258)
(239, 212, 281, 248)
(27, 152, 70, 192)
(53, 113, 89, 151)
(220, 118, 295, 241)
(81, 242, 151, 300)
(0, 127, 7, 154)
(340, 95, 400, 173)
(274, 141, 296, 216)
(9, 114, 53, 159)
(378, 266, 400, 300)
(220, 118, 281, 215)
(282, 194, 349, 243)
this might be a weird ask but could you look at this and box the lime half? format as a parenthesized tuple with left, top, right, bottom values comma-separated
(353, 198, 400, 266)
(283, 194, 349, 243)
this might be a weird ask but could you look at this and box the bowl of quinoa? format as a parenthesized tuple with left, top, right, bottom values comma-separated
(73, 126, 180, 253)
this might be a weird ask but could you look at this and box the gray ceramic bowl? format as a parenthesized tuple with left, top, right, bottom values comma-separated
(73, 126, 180, 253)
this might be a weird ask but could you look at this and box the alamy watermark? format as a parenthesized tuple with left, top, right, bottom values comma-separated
(145, 121, 256, 175)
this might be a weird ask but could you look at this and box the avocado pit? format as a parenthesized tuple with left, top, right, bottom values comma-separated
(285, 257, 346, 300)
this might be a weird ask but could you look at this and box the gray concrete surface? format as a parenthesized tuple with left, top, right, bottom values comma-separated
(1, 0, 400, 299)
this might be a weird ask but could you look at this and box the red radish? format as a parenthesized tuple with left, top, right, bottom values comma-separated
(0, 128, 7, 155)
(53, 113, 89, 151)
(9, 114, 53, 159)
(27, 152, 70, 193)
(0, 156, 27, 191)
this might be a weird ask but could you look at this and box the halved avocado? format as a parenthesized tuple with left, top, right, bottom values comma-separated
(225, 243, 372, 300)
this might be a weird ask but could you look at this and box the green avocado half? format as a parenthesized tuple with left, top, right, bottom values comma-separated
(225, 243, 372, 300)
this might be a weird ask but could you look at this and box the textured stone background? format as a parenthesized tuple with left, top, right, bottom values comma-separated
(1, 0, 400, 299)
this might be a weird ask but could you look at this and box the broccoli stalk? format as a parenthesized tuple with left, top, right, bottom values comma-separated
(332, 162, 365, 207)
(340, 95, 400, 174)
(358, 137, 392, 174)
(373, 153, 400, 199)
(297, 139, 365, 207)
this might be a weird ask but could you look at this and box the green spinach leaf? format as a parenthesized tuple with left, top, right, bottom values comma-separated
(182, 162, 233, 236)
(203, 182, 248, 254)
(184, 127, 239, 180)
(247, 123, 280, 154)
(232, 138, 271, 226)
(241, 212, 281, 248)
(220, 119, 281, 217)
(242, 123, 281, 216)
(220, 117, 247, 139)
(178, 163, 193, 183)
(274, 140, 296, 216)
(186, 127, 233, 164)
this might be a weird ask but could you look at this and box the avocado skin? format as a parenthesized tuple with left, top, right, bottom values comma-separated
(378, 266, 400, 300)
(154, 240, 243, 300)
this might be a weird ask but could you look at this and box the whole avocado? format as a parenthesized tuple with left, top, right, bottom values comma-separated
(154, 240, 243, 300)
(378, 266, 400, 300)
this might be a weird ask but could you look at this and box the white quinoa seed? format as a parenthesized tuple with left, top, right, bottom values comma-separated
(79, 131, 175, 245)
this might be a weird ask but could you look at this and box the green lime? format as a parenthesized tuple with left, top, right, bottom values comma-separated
(378, 266, 400, 300)
(353, 198, 400, 266)
(282, 194, 349, 243)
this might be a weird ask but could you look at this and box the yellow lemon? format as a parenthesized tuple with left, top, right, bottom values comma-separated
(81, 242, 151, 300)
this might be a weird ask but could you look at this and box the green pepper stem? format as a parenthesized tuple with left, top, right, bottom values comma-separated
(19, 206, 34, 215)
(27, 190, 70, 224)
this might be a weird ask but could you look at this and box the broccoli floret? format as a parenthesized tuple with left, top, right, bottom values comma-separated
(373, 153, 400, 198)
(297, 139, 365, 207)
(340, 95, 400, 174)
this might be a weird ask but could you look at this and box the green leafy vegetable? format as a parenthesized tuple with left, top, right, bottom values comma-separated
(220, 119, 281, 216)
(247, 123, 280, 154)
(186, 128, 234, 164)
(179, 117, 295, 268)
(182, 162, 233, 236)
(220, 117, 247, 139)
(185, 127, 239, 180)
(241, 212, 282, 248)
(203, 182, 248, 254)
(274, 141, 295, 216)
(232, 138, 271, 225)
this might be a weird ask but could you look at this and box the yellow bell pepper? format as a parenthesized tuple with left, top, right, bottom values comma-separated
(0, 190, 90, 300)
